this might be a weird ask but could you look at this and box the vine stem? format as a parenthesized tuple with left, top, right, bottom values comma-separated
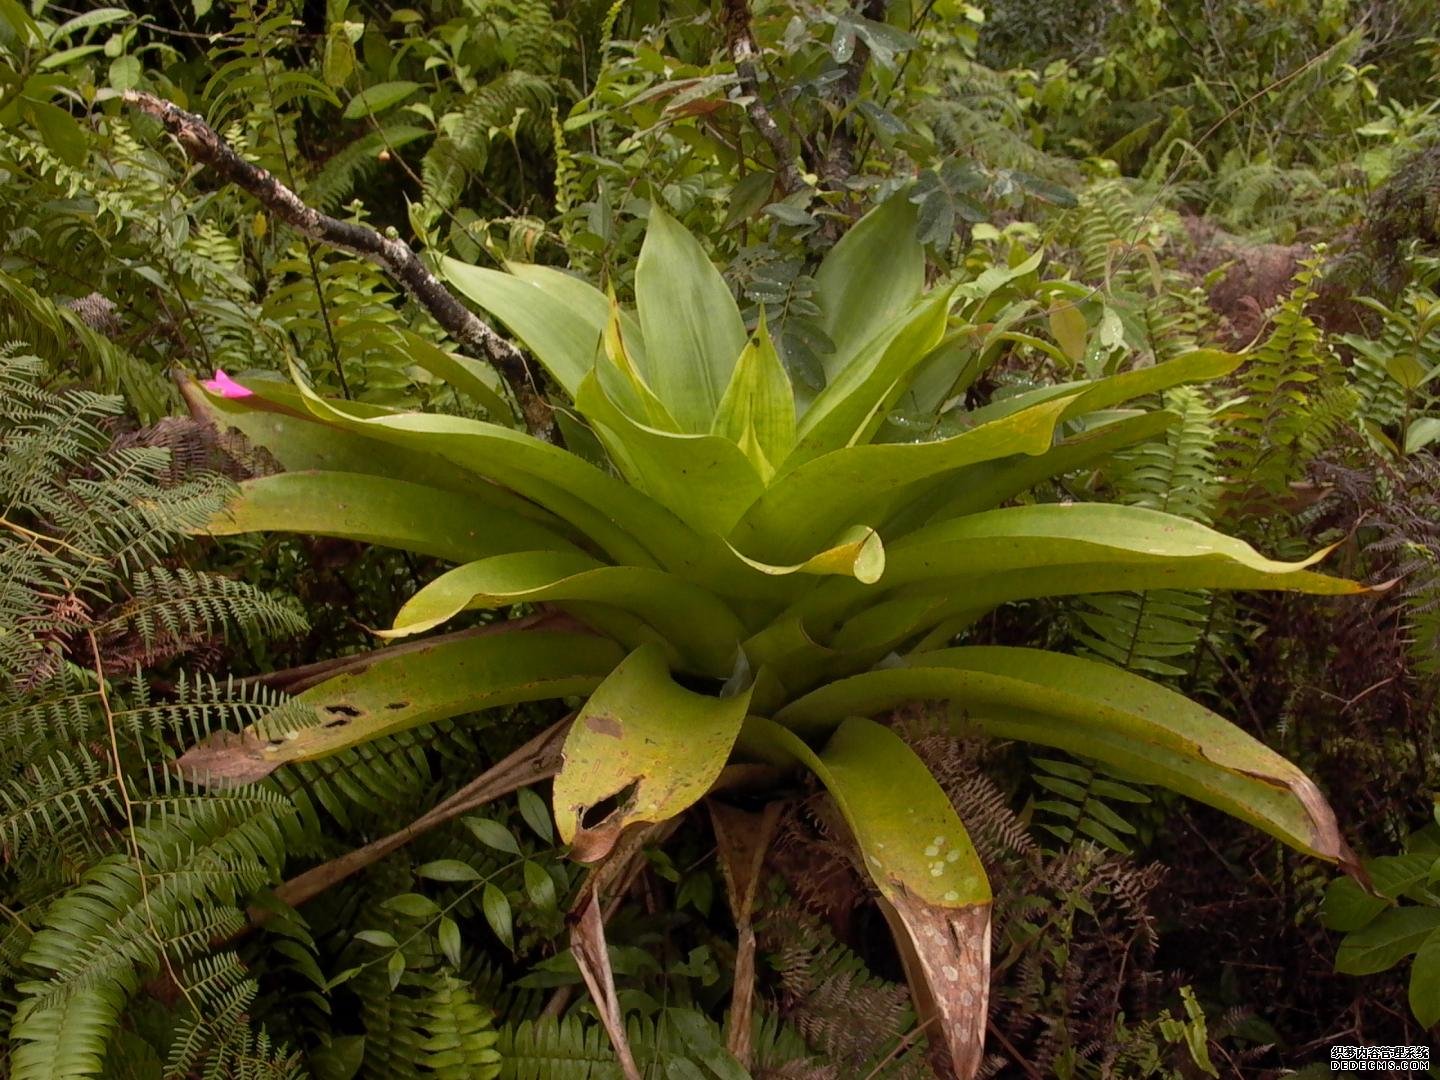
(122, 90, 556, 441)
(721, 0, 804, 194)
(88, 628, 201, 1017)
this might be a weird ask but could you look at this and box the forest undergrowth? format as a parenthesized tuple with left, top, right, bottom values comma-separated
(2, 0, 1440, 1077)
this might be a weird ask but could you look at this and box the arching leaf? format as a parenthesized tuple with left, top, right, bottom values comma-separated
(738, 715, 990, 1076)
(554, 645, 752, 862)
(635, 207, 747, 432)
(203, 471, 583, 562)
(284, 371, 705, 573)
(775, 647, 1359, 873)
(384, 551, 746, 677)
(882, 504, 1365, 594)
(178, 629, 624, 784)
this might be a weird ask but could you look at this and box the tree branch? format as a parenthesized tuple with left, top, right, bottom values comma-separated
(721, 0, 805, 194)
(823, 0, 891, 184)
(123, 90, 555, 441)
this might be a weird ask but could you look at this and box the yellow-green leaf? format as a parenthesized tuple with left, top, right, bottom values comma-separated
(711, 319, 796, 480)
(635, 207, 747, 432)
(384, 551, 746, 677)
(737, 715, 990, 1073)
(1047, 301, 1088, 364)
(775, 646, 1359, 873)
(790, 288, 954, 467)
(882, 504, 1365, 595)
(203, 471, 582, 562)
(576, 372, 764, 536)
(554, 645, 752, 861)
(177, 629, 623, 784)
(732, 395, 1073, 565)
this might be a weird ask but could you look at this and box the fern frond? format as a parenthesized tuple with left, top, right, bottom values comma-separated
(1073, 385, 1224, 679)
(0, 273, 170, 420)
(96, 567, 307, 672)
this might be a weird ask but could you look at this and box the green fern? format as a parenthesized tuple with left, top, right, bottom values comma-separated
(421, 71, 559, 225)
(0, 348, 307, 1078)
(1029, 756, 1151, 855)
(1223, 259, 1357, 499)
(1072, 385, 1225, 679)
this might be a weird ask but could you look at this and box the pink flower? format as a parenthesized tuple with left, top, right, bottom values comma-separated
(201, 369, 253, 399)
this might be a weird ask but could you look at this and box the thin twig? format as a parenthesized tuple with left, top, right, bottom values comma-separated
(721, 0, 804, 193)
(264, 717, 572, 914)
(89, 629, 201, 1015)
(122, 90, 555, 440)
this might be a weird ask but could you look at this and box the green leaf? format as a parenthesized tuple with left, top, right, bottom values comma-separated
(385, 551, 745, 677)
(711, 319, 796, 480)
(355, 930, 398, 949)
(925, 410, 1177, 522)
(732, 394, 1074, 565)
(738, 715, 990, 1074)
(282, 372, 702, 572)
(438, 917, 463, 968)
(635, 207, 747, 431)
(465, 817, 521, 855)
(666, 1008, 749, 1080)
(517, 787, 554, 843)
(1048, 301, 1088, 364)
(384, 893, 440, 919)
(966, 349, 1241, 428)
(343, 80, 420, 119)
(1369, 854, 1438, 900)
(813, 196, 925, 386)
(1409, 928, 1440, 1027)
(1337, 907, 1440, 975)
(553, 644, 752, 861)
(791, 287, 954, 466)
(777, 646, 1358, 871)
(399, 329, 514, 422)
(882, 504, 1364, 596)
(596, 297, 674, 430)
(23, 99, 86, 165)
(203, 471, 582, 562)
(576, 372, 765, 535)
(723, 170, 776, 228)
(728, 523, 886, 586)
(418, 859, 482, 882)
(49, 6, 130, 39)
(483, 883, 514, 950)
(741, 717, 988, 909)
(185, 376, 546, 515)
(322, 27, 356, 88)
(1406, 416, 1440, 455)
(523, 860, 558, 911)
(177, 630, 624, 783)
(441, 258, 607, 399)
(386, 950, 406, 990)
(106, 54, 140, 90)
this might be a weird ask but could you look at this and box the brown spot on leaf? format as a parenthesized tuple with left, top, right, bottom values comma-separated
(176, 730, 278, 787)
(584, 712, 623, 738)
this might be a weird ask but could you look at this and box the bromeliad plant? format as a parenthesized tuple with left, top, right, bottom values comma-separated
(182, 198, 1365, 1075)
